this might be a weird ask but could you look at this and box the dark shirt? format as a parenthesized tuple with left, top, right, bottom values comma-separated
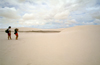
(14, 30, 17, 34)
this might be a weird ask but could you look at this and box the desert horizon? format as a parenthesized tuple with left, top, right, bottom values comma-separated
(0, 25, 100, 65)
(0, 25, 99, 32)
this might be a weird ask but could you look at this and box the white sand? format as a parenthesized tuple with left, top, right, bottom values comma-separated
(0, 25, 100, 65)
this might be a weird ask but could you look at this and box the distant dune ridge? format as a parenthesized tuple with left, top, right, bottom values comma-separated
(0, 25, 100, 65)
(0, 27, 63, 32)
(0, 25, 99, 32)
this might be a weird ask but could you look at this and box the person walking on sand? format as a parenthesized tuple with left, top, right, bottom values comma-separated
(14, 28, 19, 40)
(6, 26, 12, 40)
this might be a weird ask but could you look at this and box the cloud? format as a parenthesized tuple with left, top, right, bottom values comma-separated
(19, 18, 46, 26)
(0, 17, 18, 23)
(0, 17, 20, 28)
(66, 19, 77, 25)
(68, 19, 77, 23)
(82, 22, 94, 25)
(0, 0, 100, 28)
(91, 11, 100, 19)
(54, 10, 70, 19)
(0, 7, 20, 19)
(17, 0, 26, 3)
(94, 19, 100, 24)
(22, 13, 35, 20)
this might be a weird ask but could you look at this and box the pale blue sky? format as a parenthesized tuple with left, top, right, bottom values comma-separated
(0, 0, 100, 29)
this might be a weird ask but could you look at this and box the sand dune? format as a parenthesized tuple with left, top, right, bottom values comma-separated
(0, 25, 100, 65)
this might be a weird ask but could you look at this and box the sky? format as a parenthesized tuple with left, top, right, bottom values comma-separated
(0, 0, 100, 29)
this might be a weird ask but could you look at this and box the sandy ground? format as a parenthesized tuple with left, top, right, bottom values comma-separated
(0, 25, 100, 65)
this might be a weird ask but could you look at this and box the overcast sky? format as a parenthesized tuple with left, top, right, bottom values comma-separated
(0, 0, 100, 29)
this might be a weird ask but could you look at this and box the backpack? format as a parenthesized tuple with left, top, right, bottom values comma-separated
(5, 29, 9, 33)
(14, 29, 17, 34)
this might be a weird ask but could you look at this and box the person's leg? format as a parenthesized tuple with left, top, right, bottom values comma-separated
(8, 33, 10, 40)
(9, 33, 12, 40)
(16, 35, 18, 40)
(15, 33, 18, 40)
(8, 36, 9, 40)
(10, 36, 12, 39)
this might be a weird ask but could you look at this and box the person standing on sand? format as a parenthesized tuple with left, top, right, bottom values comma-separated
(7, 26, 12, 40)
(14, 28, 19, 40)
